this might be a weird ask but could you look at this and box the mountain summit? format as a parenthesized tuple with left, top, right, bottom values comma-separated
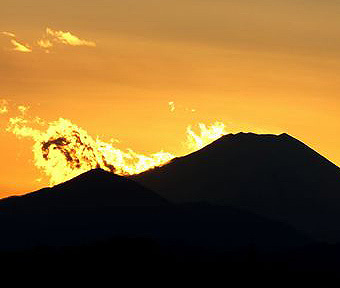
(133, 132, 340, 241)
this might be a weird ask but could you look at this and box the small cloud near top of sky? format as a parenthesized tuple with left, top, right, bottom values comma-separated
(45, 28, 96, 47)
(2, 28, 96, 53)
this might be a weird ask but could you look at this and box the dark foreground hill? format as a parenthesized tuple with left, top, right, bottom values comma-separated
(0, 168, 308, 252)
(0, 168, 169, 211)
(133, 132, 340, 242)
(0, 169, 337, 284)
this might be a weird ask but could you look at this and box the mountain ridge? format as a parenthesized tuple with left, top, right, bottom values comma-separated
(132, 132, 340, 242)
(0, 168, 169, 212)
(0, 165, 310, 252)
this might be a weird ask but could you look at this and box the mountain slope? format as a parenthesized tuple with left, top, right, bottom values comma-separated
(132, 132, 340, 241)
(0, 168, 309, 251)
(0, 168, 169, 213)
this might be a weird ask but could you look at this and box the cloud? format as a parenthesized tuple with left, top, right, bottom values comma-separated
(185, 108, 196, 113)
(10, 39, 32, 53)
(2, 28, 96, 54)
(18, 105, 30, 115)
(46, 28, 96, 47)
(0, 107, 8, 114)
(1, 31, 31, 52)
(168, 101, 196, 113)
(0, 99, 8, 114)
(168, 101, 175, 112)
(2, 31, 16, 38)
(37, 39, 53, 49)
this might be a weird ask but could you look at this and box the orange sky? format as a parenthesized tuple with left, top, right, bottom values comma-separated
(1, 0, 340, 196)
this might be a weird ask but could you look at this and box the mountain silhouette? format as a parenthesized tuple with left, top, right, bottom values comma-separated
(0, 167, 309, 252)
(132, 132, 340, 242)
(0, 168, 169, 212)
(0, 154, 336, 283)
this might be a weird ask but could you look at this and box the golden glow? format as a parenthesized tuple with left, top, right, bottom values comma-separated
(1, 1, 340, 195)
(6, 110, 225, 186)
(186, 122, 226, 152)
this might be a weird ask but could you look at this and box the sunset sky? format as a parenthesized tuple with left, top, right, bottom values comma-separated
(1, 0, 340, 196)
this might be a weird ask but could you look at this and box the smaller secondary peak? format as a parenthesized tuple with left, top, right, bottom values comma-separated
(278, 132, 294, 138)
(72, 167, 116, 180)
(82, 168, 113, 177)
(54, 168, 121, 189)
(277, 133, 301, 144)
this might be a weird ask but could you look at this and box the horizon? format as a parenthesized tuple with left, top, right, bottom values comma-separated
(1, 1, 340, 195)
(3, 130, 340, 199)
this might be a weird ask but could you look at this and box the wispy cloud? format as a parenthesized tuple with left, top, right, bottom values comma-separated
(0, 99, 8, 114)
(186, 108, 196, 113)
(46, 28, 96, 47)
(2, 31, 31, 52)
(37, 38, 53, 49)
(3, 27, 96, 54)
(18, 105, 30, 115)
(10, 39, 32, 53)
(168, 101, 196, 113)
(168, 101, 175, 112)
(2, 31, 16, 38)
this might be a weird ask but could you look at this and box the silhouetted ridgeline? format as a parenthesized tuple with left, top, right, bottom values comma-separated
(133, 132, 340, 242)
(1, 133, 340, 284)
(0, 169, 308, 251)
